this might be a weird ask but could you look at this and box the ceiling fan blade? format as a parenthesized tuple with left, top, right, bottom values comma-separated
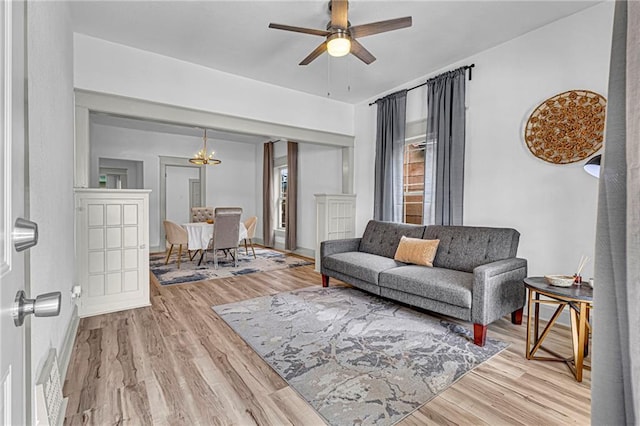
(268, 23, 329, 37)
(349, 16, 412, 39)
(299, 41, 328, 66)
(331, 0, 348, 29)
(350, 39, 376, 64)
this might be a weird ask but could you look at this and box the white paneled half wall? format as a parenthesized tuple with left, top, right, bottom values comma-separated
(315, 194, 356, 271)
(75, 189, 151, 317)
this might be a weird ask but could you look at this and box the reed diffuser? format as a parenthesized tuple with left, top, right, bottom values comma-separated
(574, 255, 590, 284)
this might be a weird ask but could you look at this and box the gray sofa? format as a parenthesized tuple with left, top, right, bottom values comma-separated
(320, 220, 527, 346)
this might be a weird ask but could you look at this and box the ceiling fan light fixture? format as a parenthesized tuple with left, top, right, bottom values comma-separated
(268, 1, 411, 65)
(327, 31, 351, 57)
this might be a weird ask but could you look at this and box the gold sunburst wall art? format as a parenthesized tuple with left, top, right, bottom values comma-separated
(524, 90, 606, 164)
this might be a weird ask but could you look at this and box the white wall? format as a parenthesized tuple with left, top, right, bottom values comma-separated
(90, 123, 259, 248)
(297, 143, 343, 253)
(166, 166, 200, 225)
(26, 0, 76, 406)
(353, 3, 614, 280)
(74, 33, 354, 136)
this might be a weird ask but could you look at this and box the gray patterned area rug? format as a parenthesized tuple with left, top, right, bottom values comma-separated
(213, 287, 508, 425)
(150, 247, 312, 285)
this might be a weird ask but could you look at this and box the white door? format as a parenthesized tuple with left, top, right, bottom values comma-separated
(1, 2, 27, 423)
(1, 4, 61, 424)
(165, 165, 200, 225)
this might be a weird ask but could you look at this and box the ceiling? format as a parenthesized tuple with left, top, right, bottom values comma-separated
(71, 0, 600, 104)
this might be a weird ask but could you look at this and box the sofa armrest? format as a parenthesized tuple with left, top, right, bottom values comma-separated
(320, 238, 362, 259)
(472, 258, 528, 325)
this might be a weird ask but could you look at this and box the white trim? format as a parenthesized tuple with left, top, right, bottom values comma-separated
(405, 118, 427, 140)
(1, 0, 12, 276)
(74, 106, 90, 188)
(74, 89, 354, 148)
(2, 367, 11, 425)
(57, 305, 79, 387)
(292, 247, 314, 259)
(276, 164, 287, 231)
(405, 135, 425, 144)
(78, 301, 152, 319)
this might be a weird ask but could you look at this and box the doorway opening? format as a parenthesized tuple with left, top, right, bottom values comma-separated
(158, 156, 206, 250)
(97, 158, 143, 189)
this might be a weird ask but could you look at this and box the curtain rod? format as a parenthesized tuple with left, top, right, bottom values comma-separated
(368, 64, 475, 106)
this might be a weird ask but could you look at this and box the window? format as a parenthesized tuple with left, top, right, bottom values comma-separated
(277, 166, 288, 229)
(403, 137, 435, 224)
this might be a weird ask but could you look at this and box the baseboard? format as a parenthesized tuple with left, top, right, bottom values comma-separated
(292, 247, 314, 260)
(260, 241, 314, 261)
(58, 304, 80, 381)
(79, 302, 151, 318)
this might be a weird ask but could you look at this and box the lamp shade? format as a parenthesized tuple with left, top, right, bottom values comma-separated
(584, 154, 601, 178)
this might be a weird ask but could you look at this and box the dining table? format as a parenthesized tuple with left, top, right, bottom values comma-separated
(182, 222, 248, 251)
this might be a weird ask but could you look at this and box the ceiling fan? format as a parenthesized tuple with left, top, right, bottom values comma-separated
(268, 0, 412, 65)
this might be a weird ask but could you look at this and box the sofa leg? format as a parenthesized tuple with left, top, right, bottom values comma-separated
(473, 324, 487, 347)
(321, 274, 330, 287)
(511, 308, 524, 325)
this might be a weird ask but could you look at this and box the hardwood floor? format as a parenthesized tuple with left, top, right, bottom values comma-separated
(63, 263, 591, 425)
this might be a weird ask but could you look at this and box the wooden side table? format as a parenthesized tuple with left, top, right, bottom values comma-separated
(524, 276, 593, 382)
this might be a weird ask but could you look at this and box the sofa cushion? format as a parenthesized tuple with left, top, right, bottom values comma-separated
(359, 220, 425, 259)
(394, 237, 440, 267)
(423, 226, 520, 273)
(323, 252, 405, 285)
(379, 266, 474, 309)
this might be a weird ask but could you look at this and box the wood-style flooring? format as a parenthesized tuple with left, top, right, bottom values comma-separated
(63, 260, 591, 425)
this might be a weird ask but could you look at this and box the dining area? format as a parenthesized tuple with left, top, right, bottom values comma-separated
(163, 207, 257, 269)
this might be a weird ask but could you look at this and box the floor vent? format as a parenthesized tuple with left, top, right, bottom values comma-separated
(35, 349, 68, 426)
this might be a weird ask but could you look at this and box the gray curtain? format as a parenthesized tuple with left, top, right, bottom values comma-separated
(374, 90, 407, 222)
(262, 141, 274, 247)
(427, 67, 466, 226)
(285, 141, 298, 250)
(592, 1, 639, 423)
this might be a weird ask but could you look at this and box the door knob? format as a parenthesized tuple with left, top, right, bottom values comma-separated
(13, 290, 61, 327)
(13, 218, 38, 252)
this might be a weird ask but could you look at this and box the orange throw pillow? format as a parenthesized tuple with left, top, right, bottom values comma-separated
(394, 236, 440, 267)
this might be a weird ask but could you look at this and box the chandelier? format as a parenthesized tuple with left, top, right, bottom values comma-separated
(189, 129, 221, 165)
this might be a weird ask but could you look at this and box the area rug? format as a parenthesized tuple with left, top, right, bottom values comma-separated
(213, 287, 508, 426)
(149, 247, 312, 285)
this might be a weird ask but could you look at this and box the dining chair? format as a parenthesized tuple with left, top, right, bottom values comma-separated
(206, 207, 242, 269)
(243, 216, 258, 259)
(191, 207, 214, 223)
(163, 220, 194, 269)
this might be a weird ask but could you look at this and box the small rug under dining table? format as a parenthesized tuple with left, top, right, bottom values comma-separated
(150, 247, 312, 285)
(213, 286, 508, 425)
